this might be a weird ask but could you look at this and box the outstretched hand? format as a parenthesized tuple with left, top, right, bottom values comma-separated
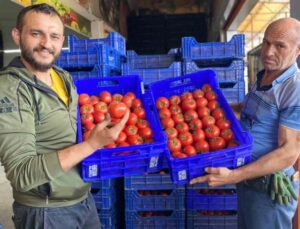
(86, 110, 130, 150)
(189, 167, 236, 187)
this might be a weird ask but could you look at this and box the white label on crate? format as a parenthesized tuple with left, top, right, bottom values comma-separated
(89, 165, 98, 177)
(237, 157, 245, 167)
(149, 156, 158, 168)
(178, 170, 187, 180)
(141, 82, 145, 94)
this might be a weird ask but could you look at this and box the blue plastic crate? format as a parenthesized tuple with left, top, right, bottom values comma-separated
(182, 60, 245, 82)
(187, 182, 236, 190)
(126, 49, 180, 69)
(148, 70, 252, 185)
(92, 188, 116, 210)
(126, 210, 185, 229)
(125, 173, 183, 190)
(125, 189, 185, 211)
(221, 80, 245, 104)
(75, 75, 168, 181)
(91, 179, 117, 189)
(68, 32, 126, 57)
(182, 34, 244, 63)
(187, 210, 237, 229)
(97, 208, 117, 229)
(70, 65, 121, 80)
(56, 45, 121, 69)
(186, 189, 237, 211)
(122, 62, 181, 86)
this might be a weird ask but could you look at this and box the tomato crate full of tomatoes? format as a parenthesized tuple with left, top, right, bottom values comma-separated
(149, 70, 253, 185)
(75, 75, 168, 181)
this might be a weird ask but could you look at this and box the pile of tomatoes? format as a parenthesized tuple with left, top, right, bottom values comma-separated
(155, 84, 238, 159)
(78, 91, 154, 148)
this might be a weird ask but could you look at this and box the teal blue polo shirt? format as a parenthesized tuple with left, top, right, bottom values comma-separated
(240, 63, 300, 161)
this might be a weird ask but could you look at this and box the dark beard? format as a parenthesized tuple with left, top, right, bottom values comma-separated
(20, 42, 60, 72)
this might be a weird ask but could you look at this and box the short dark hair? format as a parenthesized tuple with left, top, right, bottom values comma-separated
(16, 3, 63, 31)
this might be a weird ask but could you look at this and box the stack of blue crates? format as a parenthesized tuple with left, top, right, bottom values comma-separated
(91, 179, 119, 229)
(181, 34, 246, 103)
(124, 171, 186, 229)
(186, 183, 238, 229)
(56, 32, 126, 80)
(122, 49, 182, 87)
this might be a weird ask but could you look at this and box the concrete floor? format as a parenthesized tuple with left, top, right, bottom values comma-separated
(0, 166, 14, 229)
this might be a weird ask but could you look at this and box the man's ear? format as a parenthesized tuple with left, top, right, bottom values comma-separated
(11, 28, 21, 46)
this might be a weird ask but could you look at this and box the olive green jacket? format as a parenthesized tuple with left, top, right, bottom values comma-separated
(0, 57, 90, 207)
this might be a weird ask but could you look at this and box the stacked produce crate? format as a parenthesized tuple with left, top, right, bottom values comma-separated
(181, 34, 246, 104)
(124, 171, 186, 229)
(56, 32, 126, 80)
(121, 49, 182, 88)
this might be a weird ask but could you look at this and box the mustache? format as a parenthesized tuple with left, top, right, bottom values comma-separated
(33, 46, 55, 55)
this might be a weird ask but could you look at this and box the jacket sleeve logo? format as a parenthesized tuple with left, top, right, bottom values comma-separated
(0, 96, 17, 113)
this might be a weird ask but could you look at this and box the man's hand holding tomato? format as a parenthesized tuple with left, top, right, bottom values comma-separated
(86, 110, 130, 151)
(189, 167, 238, 187)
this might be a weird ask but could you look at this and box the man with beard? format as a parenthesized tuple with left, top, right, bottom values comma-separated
(0, 4, 128, 229)
(190, 17, 300, 229)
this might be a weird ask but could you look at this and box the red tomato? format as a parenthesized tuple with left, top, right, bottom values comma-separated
(181, 99, 197, 110)
(207, 100, 219, 110)
(196, 97, 208, 108)
(94, 101, 108, 114)
(132, 98, 143, 109)
(109, 102, 128, 119)
(122, 95, 133, 108)
(211, 108, 225, 120)
(161, 117, 175, 129)
(165, 127, 178, 139)
(118, 141, 130, 147)
(159, 108, 172, 119)
(83, 130, 91, 140)
(220, 129, 234, 142)
(202, 84, 213, 93)
(99, 91, 112, 104)
(139, 127, 153, 139)
(197, 107, 211, 119)
(169, 95, 181, 105)
(116, 131, 127, 144)
(124, 125, 138, 136)
(169, 105, 182, 115)
(201, 115, 216, 128)
(168, 138, 182, 152)
(175, 122, 189, 133)
(178, 131, 193, 146)
(172, 113, 184, 124)
(127, 135, 143, 145)
(113, 93, 123, 102)
(181, 92, 193, 101)
(216, 118, 231, 130)
(208, 137, 226, 151)
(126, 113, 138, 125)
(227, 140, 239, 148)
(193, 89, 205, 99)
(89, 95, 99, 105)
(93, 111, 105, 124)
(204, 125, 220, 138)
(174, 153, 188, 158)
(156, 97, 170, 109)
(78, 93, 90, 106)
(188, 118, 202, 131)
(81, 113, 94, 126)
(184, 110, 198, 123)
(136, 119, 149, 129)
(125, 92, 136, 100)
(191, 129, 205, 142)
(205, 91, 217, 101)
(194, 139, 210, 153)
(84, 122, 95, 131)
(133, 107, 146, 119)
(183, 145, 197, 157)
(80, 103, 94, 114)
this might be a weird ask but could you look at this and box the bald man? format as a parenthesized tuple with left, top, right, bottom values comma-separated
(190, 18, 300, 229)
